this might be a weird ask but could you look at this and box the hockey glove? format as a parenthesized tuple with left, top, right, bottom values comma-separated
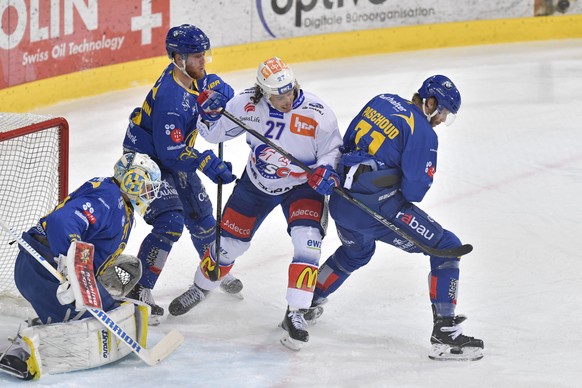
(196, 90, 228, 122)
(55, 254, 76, 305)
(307, 165, 340, 195)
(197, 149, 237, 184)
(206, 74, 234, 100)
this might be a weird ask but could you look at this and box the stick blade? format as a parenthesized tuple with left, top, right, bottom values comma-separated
(143, 329, 184, 366)
(427, 243, 473, 258)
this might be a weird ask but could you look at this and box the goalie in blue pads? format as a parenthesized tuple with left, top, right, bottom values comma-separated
(0, 153, 161, 380)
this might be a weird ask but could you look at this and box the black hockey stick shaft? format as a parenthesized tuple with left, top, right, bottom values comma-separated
(220, 109, 472, 258)
(213, 142, 224, 279)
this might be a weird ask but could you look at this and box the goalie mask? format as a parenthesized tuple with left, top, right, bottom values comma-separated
(256, 57, 299, 100)
(114, 153, 162, 216)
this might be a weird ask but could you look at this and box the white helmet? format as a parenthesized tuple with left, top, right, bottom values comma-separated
(114, 153, 162, 216)
(256, 57, 298, 98)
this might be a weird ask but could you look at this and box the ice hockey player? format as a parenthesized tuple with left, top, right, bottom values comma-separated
(121, 24, 243, 324)
(305, 75, 484, 361)
(0, 153, 162, 380)
(169, 57, 343, 351)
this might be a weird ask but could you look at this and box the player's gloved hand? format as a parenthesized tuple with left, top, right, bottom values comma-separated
(206, 74, 234, 100)
(196, 90, 228, 122)
(56, 281, 75, 305)
(197, 149, 236, 184)
(307, 165, 340, 195)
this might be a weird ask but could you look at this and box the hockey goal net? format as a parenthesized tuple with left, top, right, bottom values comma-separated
(0, 113, 69, 298)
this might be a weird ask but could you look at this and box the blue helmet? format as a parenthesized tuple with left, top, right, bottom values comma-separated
(165, 24, 210, 58)
(418, 75, 461, 114)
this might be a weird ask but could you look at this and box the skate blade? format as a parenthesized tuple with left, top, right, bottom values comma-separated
(428, 344, 483, 361)
(223, 291, 244, 300)
(304, 306, 324, 327)
(148, 315, 162, 326)
(280, 334, 303, 352)
(278, 322, 306, 352)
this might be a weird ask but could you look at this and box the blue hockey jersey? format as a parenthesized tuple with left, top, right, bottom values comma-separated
(28, 177, 134, 276)
(122, 63, 231, 172)
(343, 93, 438, 203)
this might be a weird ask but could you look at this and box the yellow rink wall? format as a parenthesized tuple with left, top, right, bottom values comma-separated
(2, 14, 582, 113)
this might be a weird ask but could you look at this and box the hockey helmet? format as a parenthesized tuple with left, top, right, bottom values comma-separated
(256, 57, 298, 98)
(114, 153, 162, 216)
(165, 24, 211, 61)
(418, 75, 461, 125)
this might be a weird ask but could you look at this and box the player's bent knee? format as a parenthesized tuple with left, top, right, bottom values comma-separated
(219, 236, 251, 264)
(151, 211, 185, 242)
(436, 229, 462, 249)
(290, 226, 323, 265)
(186, 213, 215, 239)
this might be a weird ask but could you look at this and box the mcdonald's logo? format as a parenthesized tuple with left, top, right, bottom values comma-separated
(289, 263, 318, 292)
(200, 255, 217, 278)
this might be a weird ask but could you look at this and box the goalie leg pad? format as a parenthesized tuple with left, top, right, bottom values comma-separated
(18, 303, 137, 375)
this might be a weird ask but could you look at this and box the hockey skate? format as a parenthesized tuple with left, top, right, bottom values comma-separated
(303, 297, 327, 326)
(0, 339, 37, 381)
(126, 284, 164, 326)
(219, 273, 244, 299)
(0, 353, 35, 380)
(428, 314, 484, 361)
(279, 307, 310, 351)
(168, 284, 208, 316)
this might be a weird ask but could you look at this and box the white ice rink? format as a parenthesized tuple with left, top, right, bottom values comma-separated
(2, 38, 582, 387)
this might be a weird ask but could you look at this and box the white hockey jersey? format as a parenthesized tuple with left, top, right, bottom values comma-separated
(198, 88, 343, 196)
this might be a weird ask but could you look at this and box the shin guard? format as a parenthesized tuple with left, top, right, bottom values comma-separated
(138, 233, 173, 289)
(287, 262, 318, 309)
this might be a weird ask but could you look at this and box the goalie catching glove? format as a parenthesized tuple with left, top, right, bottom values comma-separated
(96, 253, 142, 299)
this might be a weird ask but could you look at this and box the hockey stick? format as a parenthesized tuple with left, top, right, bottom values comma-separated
(0, 219, 184, 366)
(213, 142, 224, 279)
(220, 109, 472, 258)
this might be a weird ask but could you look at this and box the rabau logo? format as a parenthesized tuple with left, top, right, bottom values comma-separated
(256, 1, 436, 38)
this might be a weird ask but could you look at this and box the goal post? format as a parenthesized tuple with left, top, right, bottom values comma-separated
(0, 113, 69, 298)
